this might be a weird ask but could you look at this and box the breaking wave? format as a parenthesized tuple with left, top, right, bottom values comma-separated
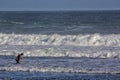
(0, 33, 120, 58)
(0, 33, 120, 46)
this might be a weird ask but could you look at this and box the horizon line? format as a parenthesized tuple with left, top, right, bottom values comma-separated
(0, 8, 120, 12)
(0, 9, 120, 12)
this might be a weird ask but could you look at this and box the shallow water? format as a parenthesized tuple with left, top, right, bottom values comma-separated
(0, 55, 120, 80)
(0, 71, 120, 80)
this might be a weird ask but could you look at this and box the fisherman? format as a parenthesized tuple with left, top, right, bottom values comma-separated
(16, 53, 23, 64)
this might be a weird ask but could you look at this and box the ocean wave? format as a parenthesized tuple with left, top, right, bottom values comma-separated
(0, 33, 120, 46)
(0, 45, 120, 58)
(0, 33, 120, 58)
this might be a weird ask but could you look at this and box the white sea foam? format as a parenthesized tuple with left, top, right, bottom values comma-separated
(0, 33, 120, 46)
(0, 45, 120, 58)
(0, 33, 120, 58)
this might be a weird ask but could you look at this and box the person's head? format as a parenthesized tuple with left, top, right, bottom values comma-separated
(21, 53, 23, 55)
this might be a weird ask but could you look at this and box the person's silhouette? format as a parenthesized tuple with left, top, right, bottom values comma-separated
(16, 53, 23, 64)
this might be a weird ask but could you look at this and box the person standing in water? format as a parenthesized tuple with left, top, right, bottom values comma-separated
(16, 53, 23, 64)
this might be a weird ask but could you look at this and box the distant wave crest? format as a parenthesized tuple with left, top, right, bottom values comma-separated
(0, 20, 24, 25)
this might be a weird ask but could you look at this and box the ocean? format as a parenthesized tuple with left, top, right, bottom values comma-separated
(0, 10, 120, 34)
(0, 10, 120, 80)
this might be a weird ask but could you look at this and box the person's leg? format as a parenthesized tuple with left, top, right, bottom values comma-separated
(16, 60, 19, 64)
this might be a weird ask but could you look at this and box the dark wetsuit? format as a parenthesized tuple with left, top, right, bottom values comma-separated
(16, 54, 22, 64)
